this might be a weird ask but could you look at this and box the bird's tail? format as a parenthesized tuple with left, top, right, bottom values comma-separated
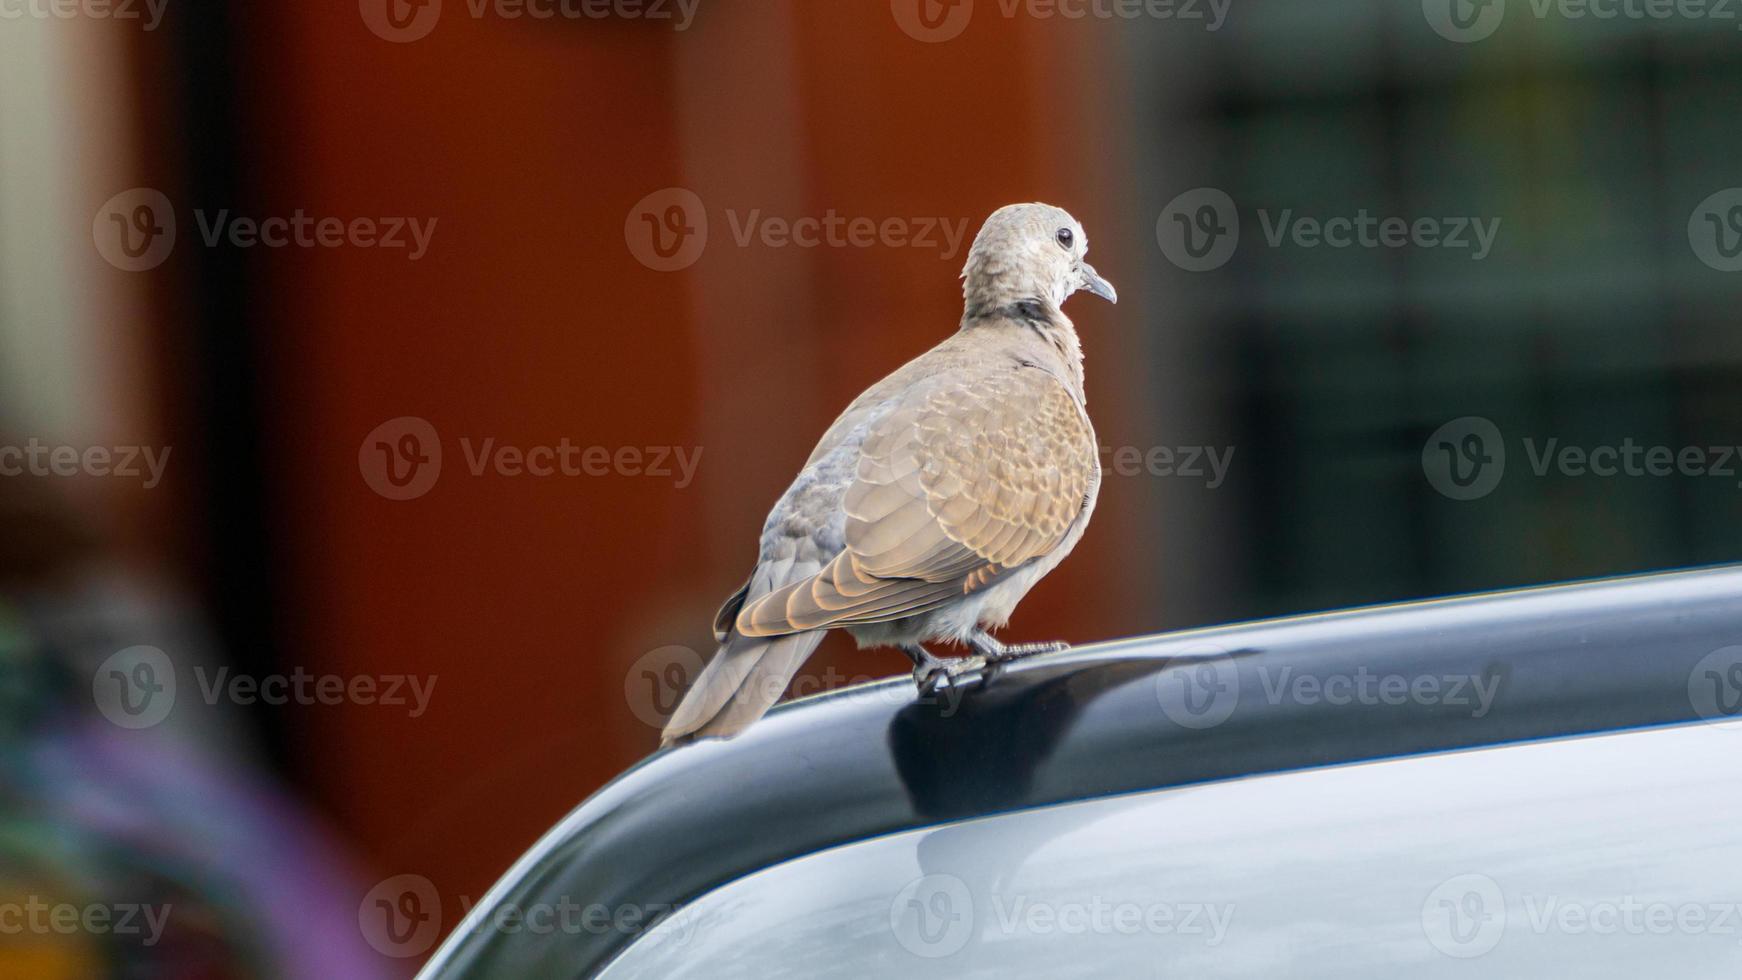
(660, 629, 826, 744)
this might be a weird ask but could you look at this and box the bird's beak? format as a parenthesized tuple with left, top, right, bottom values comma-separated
(1078, 262, 1118, 304)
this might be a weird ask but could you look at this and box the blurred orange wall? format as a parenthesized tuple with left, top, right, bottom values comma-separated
(217, 0, 1138, 923)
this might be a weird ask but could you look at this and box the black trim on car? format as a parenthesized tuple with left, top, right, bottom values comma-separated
(419, 565, 1742, 978)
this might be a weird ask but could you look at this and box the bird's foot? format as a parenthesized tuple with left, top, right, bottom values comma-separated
(968, 631, 1070, 665)
(902, 644, 989, 696)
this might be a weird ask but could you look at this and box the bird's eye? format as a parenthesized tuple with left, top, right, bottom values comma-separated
(1056, 228, 1074, 249)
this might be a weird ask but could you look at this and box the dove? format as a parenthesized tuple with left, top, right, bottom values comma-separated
(662, 203, 1116, 744)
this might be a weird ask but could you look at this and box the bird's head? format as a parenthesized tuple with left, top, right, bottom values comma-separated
(960, 203, 1117, 320)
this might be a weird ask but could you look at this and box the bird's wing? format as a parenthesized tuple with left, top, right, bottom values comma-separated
(736, 366, 1096, 636)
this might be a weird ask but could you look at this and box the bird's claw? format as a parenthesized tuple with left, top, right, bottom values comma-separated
(989, 640, 1070, 663)
(970, 634, 1071, 665)
(913, 655, 989, 696)
(904, 635, 1068, 698)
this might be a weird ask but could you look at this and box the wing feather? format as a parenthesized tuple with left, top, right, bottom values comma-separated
(736, 366, 1096, 636)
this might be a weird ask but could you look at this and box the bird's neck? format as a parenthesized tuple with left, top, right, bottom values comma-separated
(960, 300, 1087, 402)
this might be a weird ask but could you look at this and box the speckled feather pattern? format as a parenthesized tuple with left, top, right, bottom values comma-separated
(736, 353, 1097, 637)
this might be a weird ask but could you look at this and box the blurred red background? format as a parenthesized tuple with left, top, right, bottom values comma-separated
(94, 0, 1153, 951)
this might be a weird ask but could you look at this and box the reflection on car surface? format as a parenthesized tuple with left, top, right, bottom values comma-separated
(419, 566, 1742, 979)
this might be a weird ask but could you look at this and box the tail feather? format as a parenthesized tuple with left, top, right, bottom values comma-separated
(661, 632, 760, 741)
(661, 630, 826, 744)
(665, 555, 827, 745)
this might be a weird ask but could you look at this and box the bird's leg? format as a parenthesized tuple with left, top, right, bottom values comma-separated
(901, 643, 987, 696)
(901, 644, 948, 686)
(968, 630, 1070, 665)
